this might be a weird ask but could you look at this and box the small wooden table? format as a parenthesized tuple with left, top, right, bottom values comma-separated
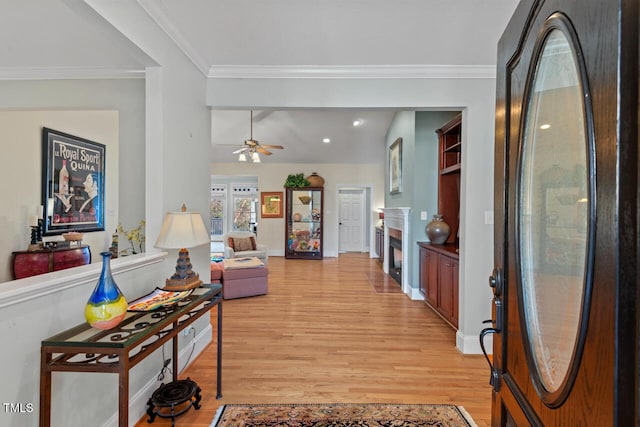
(40, 284, 222, 427)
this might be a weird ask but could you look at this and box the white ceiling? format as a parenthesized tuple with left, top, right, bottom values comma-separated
(0, 0, 519, 163)
(144, 0, 517, 70)
(211, 110, 397, 163)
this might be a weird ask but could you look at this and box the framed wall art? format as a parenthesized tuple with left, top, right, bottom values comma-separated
(42, 127, 106, 235)
(261, 191, 283, 218)
(389, 137, 403, 194)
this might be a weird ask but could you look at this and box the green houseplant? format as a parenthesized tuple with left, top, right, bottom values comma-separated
(284, 173, 310, 188)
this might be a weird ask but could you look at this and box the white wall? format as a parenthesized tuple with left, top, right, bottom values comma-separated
(0, 2, 211, 425)
(207, 76, 495, 354)
(0, 79, 146, 235)
(85, 0, 211, 280)
(0, 111, 119, 283)
(211, 162, 385, 257)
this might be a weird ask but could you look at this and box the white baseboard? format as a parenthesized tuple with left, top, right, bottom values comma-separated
(456, 329, 490, 355)
(408, 287, 423, 300)
(101, 324, 213, 427)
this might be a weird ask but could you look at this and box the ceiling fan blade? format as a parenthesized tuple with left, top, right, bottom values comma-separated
(257, 146, 273, 155)
(245, 139, 258, 146)
(260, 144, 284, 149)
(232, 147, 249, 154)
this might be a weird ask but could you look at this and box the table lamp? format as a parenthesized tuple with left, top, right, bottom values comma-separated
(154, 204, 210, 291)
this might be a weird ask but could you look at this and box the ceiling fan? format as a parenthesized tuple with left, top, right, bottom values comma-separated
(233, 110, 284, 162)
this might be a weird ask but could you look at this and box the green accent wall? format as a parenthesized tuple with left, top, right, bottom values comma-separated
(385, 110, 460, 290)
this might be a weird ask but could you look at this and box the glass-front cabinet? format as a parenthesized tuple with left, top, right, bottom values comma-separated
(285, 187, 323, 259)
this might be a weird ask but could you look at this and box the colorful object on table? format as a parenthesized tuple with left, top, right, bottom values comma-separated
(127, 287, 193, 312)
(85, 252, 128, 330)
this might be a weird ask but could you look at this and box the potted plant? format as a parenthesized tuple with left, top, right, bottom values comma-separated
(283, 173, 310, 188)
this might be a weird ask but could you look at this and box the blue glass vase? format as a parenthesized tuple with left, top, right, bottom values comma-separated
(85, 252, 128, 330)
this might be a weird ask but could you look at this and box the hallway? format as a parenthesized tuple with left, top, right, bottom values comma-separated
(138, 254, 490, 426)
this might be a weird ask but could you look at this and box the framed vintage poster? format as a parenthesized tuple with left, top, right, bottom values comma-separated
(261, 191, 283, 218)
(42, 127, 106, 235)
(389, 137, 402, 194)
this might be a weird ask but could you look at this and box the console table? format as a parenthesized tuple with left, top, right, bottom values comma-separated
(40, 284, 222, 427)
(12, 245, 91, 279)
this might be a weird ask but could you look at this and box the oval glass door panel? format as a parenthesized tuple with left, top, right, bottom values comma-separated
(519, 29, 590, 394)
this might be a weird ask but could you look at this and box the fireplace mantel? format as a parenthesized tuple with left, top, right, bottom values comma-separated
(382, 208, 411, 295)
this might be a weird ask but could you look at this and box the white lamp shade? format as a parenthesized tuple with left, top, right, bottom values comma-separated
(154, 210, 210, 249)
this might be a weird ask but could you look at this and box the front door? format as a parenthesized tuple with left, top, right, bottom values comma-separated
(489, 1, 637, 425)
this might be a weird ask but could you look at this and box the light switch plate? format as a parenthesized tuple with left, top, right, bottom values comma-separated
(421, 211, 427, 221)
(485, 211, 494, 225)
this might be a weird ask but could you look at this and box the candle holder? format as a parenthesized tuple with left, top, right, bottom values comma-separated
(30, 226, 38, 245)
(37, 219, 44, 243)
(28, 226, 42, 251)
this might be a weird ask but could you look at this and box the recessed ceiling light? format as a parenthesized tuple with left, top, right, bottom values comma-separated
(353, 119, 363, 127)
(540, 123, 551, 130)
(322, 138, 331, 143)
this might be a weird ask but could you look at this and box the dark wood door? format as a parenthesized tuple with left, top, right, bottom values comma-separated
(489, 0, 638, 425)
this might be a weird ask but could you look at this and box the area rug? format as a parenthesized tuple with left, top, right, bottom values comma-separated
(211, 403, 477, 427)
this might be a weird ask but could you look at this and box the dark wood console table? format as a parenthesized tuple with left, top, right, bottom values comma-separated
(40, 284, 223, 427)
(12, 245, 91, 279)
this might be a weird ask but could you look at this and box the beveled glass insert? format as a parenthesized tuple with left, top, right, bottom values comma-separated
(518, 29, 589, 393)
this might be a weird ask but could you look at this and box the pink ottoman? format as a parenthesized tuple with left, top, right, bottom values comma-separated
(222, 262, 268, 300)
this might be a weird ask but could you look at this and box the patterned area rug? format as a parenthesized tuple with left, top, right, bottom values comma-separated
(211, 403, 476, 427)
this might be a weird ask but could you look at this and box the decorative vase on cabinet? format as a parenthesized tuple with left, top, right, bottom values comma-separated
(85, 251, 128, 330)
(426, 214, 451, 244)
(306, 172, 325, 187)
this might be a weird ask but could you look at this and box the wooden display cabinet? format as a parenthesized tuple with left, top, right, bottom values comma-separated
(436, 113, 462, 245)
(285, 187, 323, 259)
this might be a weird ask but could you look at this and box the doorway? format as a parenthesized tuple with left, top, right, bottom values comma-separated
(338, 188, 368, 253)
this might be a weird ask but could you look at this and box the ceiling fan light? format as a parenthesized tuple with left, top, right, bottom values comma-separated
(238, 152, 247, 162)
(251, 152, 261, 163)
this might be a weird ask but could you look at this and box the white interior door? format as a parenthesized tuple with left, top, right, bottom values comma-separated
(338, 189, 365, 252)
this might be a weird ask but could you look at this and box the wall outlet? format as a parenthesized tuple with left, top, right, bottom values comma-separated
(182, 328, 191, 337)
(421, 211, 428, 221)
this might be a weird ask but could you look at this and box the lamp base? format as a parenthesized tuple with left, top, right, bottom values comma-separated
(163, 274, 202, 291)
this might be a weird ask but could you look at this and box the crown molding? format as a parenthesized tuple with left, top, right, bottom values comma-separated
(208, 64, 497, 79)
(137, 0, 210, 77)
(0, 67, 145, 81)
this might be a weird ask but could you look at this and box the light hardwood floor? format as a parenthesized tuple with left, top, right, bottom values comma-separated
(136, 253, 491, 426)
